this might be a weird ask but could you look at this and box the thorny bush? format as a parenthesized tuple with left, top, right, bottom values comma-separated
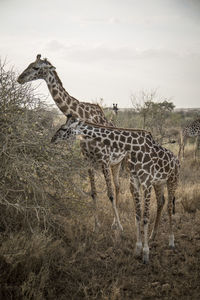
(0, 60, 90, 234)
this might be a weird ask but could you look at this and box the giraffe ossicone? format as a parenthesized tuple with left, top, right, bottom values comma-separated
(52, 117, 180, 263)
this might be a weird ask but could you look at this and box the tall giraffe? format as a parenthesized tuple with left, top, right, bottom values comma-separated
(178, 118, 200, 159)
(17, 54, 122, 230)
(17, 54, 110, 125)
(52, 117, 180, 263)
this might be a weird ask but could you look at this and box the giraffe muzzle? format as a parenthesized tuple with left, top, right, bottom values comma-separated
(17, 75, 25, 84)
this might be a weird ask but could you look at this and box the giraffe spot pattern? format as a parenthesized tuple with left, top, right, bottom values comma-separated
(52, 89, 58, 97)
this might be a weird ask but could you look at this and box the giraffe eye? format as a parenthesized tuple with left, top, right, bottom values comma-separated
(33, 67, 39, 71)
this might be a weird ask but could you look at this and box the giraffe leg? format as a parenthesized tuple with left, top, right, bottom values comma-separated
(150, 184, 165, 240)
(178, 142, 182, 160)
(102, 163, 123, 232)
(182, 135, 187, 160)
(88, 168, 100, 231)
(182, 142, 185, 159)
(194, 136, 199, 160)
(110, 162, 121, 229)
(130, 176, 142, 257)
(178, 133, 186, 160)
(142, 184, 152, 264)
(167, 180, 177, 248)
(178, 131, 183, 159)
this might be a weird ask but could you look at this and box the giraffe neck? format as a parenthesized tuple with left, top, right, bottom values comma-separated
(184, 128, 199, 138)
(45, 70, 78, 115)
(45, 70, 109, 125)
(183, 119, 200, 138)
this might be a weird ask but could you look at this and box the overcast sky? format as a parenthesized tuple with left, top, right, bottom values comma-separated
(1, 0, 200, 108)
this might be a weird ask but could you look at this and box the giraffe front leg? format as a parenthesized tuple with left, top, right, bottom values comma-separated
(88, 168, 100, 232)
(143, 185, 152, 264)
(111, 163, 121, 230)
(102, 163, 123, 232)
(130, 176, 142, 257)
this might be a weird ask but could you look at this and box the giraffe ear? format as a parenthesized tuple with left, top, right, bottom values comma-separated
(43, 59, 56, 70)
(50, 66, 56, 71)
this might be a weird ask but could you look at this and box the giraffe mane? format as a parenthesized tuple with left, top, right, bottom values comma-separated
(95, 103, 105, 113)
(38, 57, 108, 118)
(51, 70, 63, 87)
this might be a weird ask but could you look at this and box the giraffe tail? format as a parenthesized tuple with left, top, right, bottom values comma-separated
(172, 196, 176, 215)
(162, 194, 165, 205)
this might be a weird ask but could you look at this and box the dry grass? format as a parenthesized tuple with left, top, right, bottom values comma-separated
(180, 185, 200, 213)
(1, 152, 200, 299)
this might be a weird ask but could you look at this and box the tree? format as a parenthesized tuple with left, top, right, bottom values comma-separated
(131, 90, 157, 129)
(131, 90, 175, 143)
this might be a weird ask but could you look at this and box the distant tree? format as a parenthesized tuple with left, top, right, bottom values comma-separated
(131, 90, 157, 129)
(131, 90, 175, 143)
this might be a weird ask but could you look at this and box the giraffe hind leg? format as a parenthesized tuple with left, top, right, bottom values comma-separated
(142, 185, 152, 264)
(167, 180, 177, 248)
(150, 184, 165, 241)
(130, 176, 143, 257)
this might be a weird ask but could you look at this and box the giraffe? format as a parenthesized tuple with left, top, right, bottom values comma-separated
(113, 103, 119, 115)
(51, 117, 126, 232)
(17, 54, 110, 125)
(178, 118, 200, 159)
(17, 54, 122, 231)
(52, 117, 180, 263)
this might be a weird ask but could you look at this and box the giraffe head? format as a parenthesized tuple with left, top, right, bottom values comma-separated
(17, 54, 56, 84)
(51, 117, 79, 144)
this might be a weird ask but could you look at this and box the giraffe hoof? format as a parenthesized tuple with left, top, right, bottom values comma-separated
(135, 242, 142, 257)
(169, 234, 175, 248)
(143, 257, 149, 264)
(143, 247, 149, 264)
(169, 244, 175, 250)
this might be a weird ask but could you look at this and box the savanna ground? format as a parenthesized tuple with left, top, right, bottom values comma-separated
(1, 62, 200, 299)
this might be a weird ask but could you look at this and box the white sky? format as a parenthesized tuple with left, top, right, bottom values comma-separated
(1, 0, 200, 108)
